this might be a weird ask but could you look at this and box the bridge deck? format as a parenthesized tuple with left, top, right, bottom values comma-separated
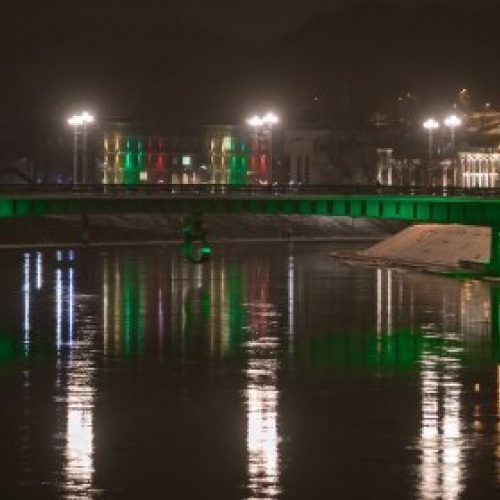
(0, 185, 500, 228)
(2, 184, 500, 272)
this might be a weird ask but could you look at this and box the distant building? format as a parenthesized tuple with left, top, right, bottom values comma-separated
(204, 125, 267, 185)
(101, 123, 202, 185)
(373, 95, 500, 188)
(465, 110, 500, 144)
(375, 148, 423, 186)
(453, 108, 500, 187)
(284, 129, 332, 184)
(458, 150, 500, 188)
(100, 122, 339, 186)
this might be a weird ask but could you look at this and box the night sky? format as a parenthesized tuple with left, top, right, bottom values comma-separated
(1, 0, 499, 130)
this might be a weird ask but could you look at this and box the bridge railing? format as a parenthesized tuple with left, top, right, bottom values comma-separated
(0, 183, 499, 197)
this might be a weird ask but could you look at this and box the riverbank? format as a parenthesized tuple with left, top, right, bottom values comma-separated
(332, 224, 490, 273)
(0, 214, 405, 246)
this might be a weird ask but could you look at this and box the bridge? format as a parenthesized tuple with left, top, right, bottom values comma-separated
(1, 184, 500, 271)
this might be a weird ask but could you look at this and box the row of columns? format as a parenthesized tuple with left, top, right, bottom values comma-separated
(376, 161, 500, 188)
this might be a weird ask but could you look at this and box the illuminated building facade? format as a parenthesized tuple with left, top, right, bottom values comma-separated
(205, 126, 251, 185)
(376, 148, 423, 186)
(375, 148, 500, 189)
(458, 150, 500, 188)
(453, 108, 500, 188)
(205, 125, 276, 185)
(101, 122, 338, 185)
(102, 124, 203, 185)
(102, 124, 271, 185)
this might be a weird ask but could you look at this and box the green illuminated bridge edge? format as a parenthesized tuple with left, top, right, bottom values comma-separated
(2, 185, 500, 273)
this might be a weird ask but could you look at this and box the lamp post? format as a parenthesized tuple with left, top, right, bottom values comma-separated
(67, 111, 95, 185)
(423, 118, 439, 164)
(263, 112, 279, 184)
(246, 112, 279, 184)
(68, 115, 84, 185)
(444, 114, 461, 154)
(423, 118, 439, 186)
(80, 111, 95, 184)
(444, 114, 462, 188)
(247, 115, 264, 184)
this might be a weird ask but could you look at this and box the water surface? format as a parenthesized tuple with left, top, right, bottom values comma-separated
(1, 242, 499, 499)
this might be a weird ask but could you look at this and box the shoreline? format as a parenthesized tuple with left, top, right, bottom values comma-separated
(331, 251, 500, 281)
(330, 224, 494, 279)
(330, 249, 463, 274)
(0, 236, 384, 251)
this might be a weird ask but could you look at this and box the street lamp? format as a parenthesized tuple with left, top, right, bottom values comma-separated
(247, 115, 264, 127)
(67, 111, 95, 185)
(80, 111, 95, 184)
(263, 112, 279, 125)
(444, 114, 462, 188)
(423, 118, 439, 164)
(444, 114, 461, 154)
(246, 112, 280, 184)
(68, 114, 84, 185)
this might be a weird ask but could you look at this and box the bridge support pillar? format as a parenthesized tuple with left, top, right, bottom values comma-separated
(182, 214, 212, 263)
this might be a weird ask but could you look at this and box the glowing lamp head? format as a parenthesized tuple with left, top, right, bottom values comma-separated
(247, 115, 263, 127)
(81, 111, 95, 124)
(423, 118, 439, 131)
(263, 112, 279, 125)
(444, 114, 461, 129)
(68, 115, 84, 127)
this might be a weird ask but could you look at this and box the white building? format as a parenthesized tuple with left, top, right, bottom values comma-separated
(459, 150, 500, 188)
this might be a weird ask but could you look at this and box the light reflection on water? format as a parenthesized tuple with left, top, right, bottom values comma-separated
(64, 353, 95, 499)
(246, 352, 280, 499)
(419, 341, 464, 500)
(4, 244, 500, 498)
(53, 252, 97, 499)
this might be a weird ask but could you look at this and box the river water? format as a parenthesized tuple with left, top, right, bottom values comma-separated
(1, 242, 499, 499)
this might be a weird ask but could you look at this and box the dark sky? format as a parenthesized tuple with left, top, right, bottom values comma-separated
(4, 0, 496, 39)
(1, 0, 499, 132)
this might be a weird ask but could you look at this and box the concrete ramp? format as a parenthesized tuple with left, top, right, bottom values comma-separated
(359, 224, 490, 267)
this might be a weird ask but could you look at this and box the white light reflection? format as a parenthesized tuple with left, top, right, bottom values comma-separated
(442, 375, 462, 498)
(102, 257, 109, 354)
(36, 251, 43, 290)
(23, 253, 31, 351)
(57, 252, 96, 499)
(65, 355, 95, 498)
(376, 268, 382, 339)
(288, 253, 295, 349)
(419, 341, 464, 500)
(420, 354, 440, 497)
(68, 268, 74, 346)
(246, 347, 281, 499)
(56, 269, 63, 350)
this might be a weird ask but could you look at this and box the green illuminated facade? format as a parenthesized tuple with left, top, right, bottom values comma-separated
(101, 124, 273, 186)
(206, 126, 251, 185)
(102, 127, 201, 185)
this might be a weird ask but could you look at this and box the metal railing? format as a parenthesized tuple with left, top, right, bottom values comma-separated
(0, 183, 499, 198)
